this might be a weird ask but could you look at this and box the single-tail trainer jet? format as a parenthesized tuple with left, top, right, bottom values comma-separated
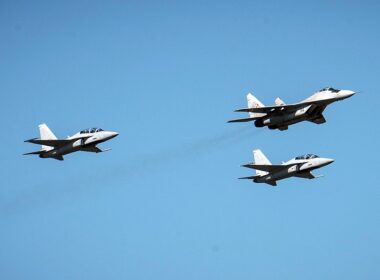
(239, 149, 334, 186)
(228, 87, 355, 130)
(24, 124, 118, 161)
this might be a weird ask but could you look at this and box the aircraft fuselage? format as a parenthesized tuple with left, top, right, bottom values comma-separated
(254, 158, 334, 184)
(229, 87, 355, 130)
(254, 103, 328, 130)
(40, 131, 118, 159)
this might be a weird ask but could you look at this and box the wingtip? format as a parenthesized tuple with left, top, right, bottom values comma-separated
(234, 109, 247, 112)
(24, 138, 37, 143)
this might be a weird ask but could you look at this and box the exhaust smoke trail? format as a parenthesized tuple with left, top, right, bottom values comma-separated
(1, 125, 263, 216)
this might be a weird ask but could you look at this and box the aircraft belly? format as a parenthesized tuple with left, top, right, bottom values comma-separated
(262, 168, 295, 182)
(262, 112, 308, 127)
(50, 144, 82, 156)
(48, 139, 106, 157)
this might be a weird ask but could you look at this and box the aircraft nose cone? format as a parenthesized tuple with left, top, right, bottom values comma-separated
(340, 90, 355, 99)
(324, 158, 335, 165)
(107, 131, 119, 139)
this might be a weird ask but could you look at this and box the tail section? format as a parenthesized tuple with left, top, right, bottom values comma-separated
(38, 123, 56, 151)
(247, 93, 265, 118)
(275, 97, 285, 106)
(253, 149, 271, 176)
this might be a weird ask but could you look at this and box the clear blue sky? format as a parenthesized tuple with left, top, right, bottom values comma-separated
(1, 1, 379, 279)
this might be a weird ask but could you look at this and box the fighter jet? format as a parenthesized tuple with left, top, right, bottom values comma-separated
(228, 87, 355, 130)
(239, 149, 334, 186)
(24, 124, 118, 161)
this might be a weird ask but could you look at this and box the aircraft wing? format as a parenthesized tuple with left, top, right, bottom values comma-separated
(23, 150, 44, 155)
(242, 164, 286, 172)
(242, 163, 299, 173)
(81, 146, 111, 153)
(239, 175, 261, 180)
(25, 136, 89, 147)
(228, 116, 263, 123)
(235, 100, 329, 114)
(293, 172, 324, 179)
(293, 172, 315, 179)
(235, 104, 304, 113)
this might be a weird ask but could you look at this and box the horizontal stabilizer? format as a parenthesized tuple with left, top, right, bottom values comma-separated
(23, 151, 44, 156)
(234, 108, 265, 113)
(242, 163, 289, 173)
(25, 136, 89, 147)
(25, 138, 72, 147)
(239, 175, 260, 180)
(228, 117, 261, 123)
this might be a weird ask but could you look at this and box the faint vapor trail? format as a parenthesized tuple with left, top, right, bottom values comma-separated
(1, 125, 263, 216)
(109, 125, 263, 178)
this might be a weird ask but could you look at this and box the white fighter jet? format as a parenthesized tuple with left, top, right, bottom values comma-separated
(24, 124, 119, 161)
(239, 149, 334, 186)
(229, 87, 355, 130)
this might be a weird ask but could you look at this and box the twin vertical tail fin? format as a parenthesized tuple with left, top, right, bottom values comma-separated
(275, 97, 286, 106)
(247, 93, 266, 118)
(253, 149, 271, 176)
(38, 123, 56, 151)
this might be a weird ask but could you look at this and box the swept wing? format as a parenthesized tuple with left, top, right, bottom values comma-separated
(241, 162, 306, 173)
(25, 136, 90, 147)
(293, 172, 324, 179)
(239, 175, 261, 180)
(23, 150, 44, 155)
(228, 116, 263, 123)
(81, 146, 111, 153)
(235, 99, 329, 114)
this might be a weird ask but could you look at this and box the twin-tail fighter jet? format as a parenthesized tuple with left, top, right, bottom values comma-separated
(229, 87, 355, 130)
(240, 149, 334, 186)
(24, 124, 118, 161)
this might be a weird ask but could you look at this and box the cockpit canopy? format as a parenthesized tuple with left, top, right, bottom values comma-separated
(319, 87, 339, 93)
(80, 128, 104, 134)
(295, 154, 319, 160)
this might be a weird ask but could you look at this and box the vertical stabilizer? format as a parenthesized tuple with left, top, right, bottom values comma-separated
(39, 123, 56, 151)
(247, 93, 266, 118)
(253, 149, 271, 176)
(275, 97, 286, 106)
